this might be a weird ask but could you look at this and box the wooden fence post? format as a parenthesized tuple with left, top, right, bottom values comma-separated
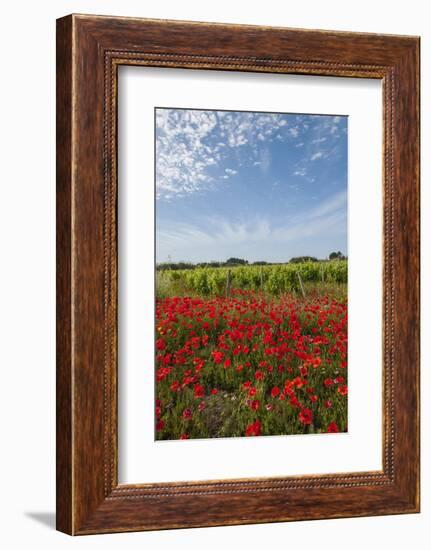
(297, 272, 306, 298)
(226, 270, 231, 297)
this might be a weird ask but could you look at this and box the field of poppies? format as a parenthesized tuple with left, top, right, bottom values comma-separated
(155, 270, 348, 440)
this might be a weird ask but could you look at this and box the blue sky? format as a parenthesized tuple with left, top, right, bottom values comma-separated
(155, 108, 347, 263)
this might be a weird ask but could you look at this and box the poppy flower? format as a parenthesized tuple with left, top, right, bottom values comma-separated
(327, 422, 339, 433)
(298, 408, 313, 425)
(271, 386, 281, 398)
(250, 399, 260, 411)
(156, 339, 166, 351)
(211, 350, 224, 364)
(182, 408, 193, 420)
(337, 385, 348, 396)
(194, 384, 205, 398)
(289, 395, 301, 408)
(245, 420, 262, 436)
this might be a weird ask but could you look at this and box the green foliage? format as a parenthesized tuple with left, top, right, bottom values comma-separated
(329, 251, 347, 260)
(160, 260, 347, 297)
(289, 256, 318, 263)
(225, 257, 248, 265)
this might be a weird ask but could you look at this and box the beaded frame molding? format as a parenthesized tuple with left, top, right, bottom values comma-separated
(56, 14, 420, 535)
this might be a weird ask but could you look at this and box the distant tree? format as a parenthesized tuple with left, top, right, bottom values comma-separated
(253, 261, 269, 266)
(196, 261, 223, 268)
(156, 261, 195, 271)
(290, 256, 318, 263)
(226, 257, 248, 265)
(329, 251, 346, 260)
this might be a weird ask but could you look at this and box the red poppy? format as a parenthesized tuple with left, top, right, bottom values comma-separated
(250, 399, 260, 410)
(210, 388, 218, 395)
(179, 433, 189, 440)
(271, 386, 281, 398)
(337, 385, 348, 396)
(327, 422, 339, 433)
(182, 408, 193, 420)
(323, 378, 334, 387)
(156, 420, 165, 431)
(289, 395, 301, 408)
(211, 350, 224, 364)
(194, 384, 205, 398)
(156, 339, 166, 351)
(245, 420, 262, 436)
(170, 380, 180, 392)
(298, 408, 313, 425)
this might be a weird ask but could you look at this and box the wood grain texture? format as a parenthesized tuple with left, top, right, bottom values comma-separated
(56, 16, 73, 535)
(56, 14, 420, 535)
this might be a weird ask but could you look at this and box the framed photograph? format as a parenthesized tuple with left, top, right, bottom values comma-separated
(56, 14, 420, 534)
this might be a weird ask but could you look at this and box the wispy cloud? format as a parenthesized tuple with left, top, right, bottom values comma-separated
(311, 151, 323, 161)
(157, 191, 347, 262)
(293, 168, 307, 177)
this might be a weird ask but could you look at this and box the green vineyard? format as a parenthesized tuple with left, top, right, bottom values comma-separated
(157, 260, 347, 297)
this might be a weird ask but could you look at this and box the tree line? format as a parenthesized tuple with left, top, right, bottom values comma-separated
(157, 252, 347, 271)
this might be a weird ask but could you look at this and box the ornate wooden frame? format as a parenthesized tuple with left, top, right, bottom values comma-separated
(56, 14, 420, 534)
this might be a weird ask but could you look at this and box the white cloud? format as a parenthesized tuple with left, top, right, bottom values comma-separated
(156, 108, 308, 200)
(225, 168, 238, 175)
(156, 109, 220, 199)
(293, 168, 307, 177)
(310, 151, 323, 161)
